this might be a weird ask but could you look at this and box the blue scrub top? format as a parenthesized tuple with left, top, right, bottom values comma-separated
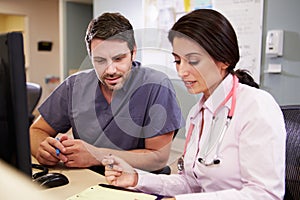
(39, 62, 184, 150)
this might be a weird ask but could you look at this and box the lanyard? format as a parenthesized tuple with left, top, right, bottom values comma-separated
(182, 75, 238, 158)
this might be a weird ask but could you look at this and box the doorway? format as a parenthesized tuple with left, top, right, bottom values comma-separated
(60, 1, 93, 79)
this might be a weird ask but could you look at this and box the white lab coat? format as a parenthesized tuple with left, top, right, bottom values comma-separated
(135, 74, 286, 200)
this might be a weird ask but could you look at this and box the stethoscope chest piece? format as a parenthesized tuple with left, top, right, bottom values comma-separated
(177, 156, 184, 173)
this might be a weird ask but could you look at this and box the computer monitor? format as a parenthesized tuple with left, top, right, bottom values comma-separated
(0, 32, 32, 177)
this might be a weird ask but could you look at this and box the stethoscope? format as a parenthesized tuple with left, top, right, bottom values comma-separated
(177, 75, 238, 172)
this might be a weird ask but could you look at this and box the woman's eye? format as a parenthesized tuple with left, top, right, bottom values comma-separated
(189, 61, 199, 66)
(173, 60, 181, 64)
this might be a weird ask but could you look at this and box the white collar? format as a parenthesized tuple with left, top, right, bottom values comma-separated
(190, 74, 235, 120)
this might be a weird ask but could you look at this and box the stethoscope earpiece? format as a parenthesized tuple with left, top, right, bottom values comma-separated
(213, 159, 220, 165)
(198, 157, 221, 166)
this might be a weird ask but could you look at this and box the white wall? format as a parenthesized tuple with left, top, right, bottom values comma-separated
(0, 0, 60, 102)
(93, 0, 144, 29)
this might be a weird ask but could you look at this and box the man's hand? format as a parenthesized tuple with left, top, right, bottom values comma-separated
(35, 136, 67, 166)
(61, 136, 101, 168)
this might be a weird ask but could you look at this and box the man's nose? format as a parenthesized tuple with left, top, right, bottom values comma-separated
(105, 61, 117, 74)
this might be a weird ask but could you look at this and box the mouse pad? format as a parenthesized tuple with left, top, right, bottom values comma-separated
(66, 184, 163, 200)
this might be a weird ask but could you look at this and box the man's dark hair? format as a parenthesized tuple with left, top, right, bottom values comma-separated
(85, 12, 136, 56)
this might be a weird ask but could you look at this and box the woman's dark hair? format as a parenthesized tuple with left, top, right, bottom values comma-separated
(168, 9, 259, 88)
(85, 12, 136, 56)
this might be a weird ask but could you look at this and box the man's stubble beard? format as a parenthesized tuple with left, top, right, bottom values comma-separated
(100, 70, 130, 91)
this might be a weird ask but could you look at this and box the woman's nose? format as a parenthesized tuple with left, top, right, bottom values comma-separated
(177, 62, 188, 78)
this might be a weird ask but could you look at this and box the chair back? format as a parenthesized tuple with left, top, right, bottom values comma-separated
(26, 82, 42, 124)
(281, 105, 300, 200)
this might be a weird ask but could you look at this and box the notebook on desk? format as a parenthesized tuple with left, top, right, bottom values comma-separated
(67, 184, 164, 200)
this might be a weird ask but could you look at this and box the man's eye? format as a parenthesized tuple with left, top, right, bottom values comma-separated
(113, 55, 126, 62)
(94, 59, 106, 64)
(114, 57, 122, 61)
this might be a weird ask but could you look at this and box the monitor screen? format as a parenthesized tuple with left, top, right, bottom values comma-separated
(0, 32, 32, 177)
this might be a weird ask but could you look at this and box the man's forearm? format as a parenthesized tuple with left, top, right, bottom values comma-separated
(95, 146, 171, 171)
(30, 127, 52, 157)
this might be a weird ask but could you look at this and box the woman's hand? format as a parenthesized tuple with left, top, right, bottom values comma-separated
(102, 154, 138, 188)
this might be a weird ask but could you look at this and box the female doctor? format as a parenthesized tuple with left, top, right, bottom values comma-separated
(102, 9, 286, 200)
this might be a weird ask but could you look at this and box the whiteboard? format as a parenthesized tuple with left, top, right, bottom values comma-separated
(213, 0, 264, 83)
(143, 0, 264, 83)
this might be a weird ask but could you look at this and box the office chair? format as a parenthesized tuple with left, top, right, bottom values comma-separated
(280, 105, 300, 200)
(27, 82, 42, 125)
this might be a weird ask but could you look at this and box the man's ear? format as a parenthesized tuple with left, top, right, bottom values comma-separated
(131, 46, 137, 60)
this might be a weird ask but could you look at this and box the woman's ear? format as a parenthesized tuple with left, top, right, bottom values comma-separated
(215, 61, 230, 78)
(216, 61, 229, 70)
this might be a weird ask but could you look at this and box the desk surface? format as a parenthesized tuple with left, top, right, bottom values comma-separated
(32, 158, 106, 199)
(1, 159, 158, 200)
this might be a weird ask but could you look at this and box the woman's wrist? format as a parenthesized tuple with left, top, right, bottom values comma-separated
(132, 170, 138, 187)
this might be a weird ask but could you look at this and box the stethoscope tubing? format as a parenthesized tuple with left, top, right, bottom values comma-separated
(179, 75, 238, 170)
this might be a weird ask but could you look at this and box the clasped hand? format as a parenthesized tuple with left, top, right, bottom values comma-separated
(36, 135, 100, 167)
